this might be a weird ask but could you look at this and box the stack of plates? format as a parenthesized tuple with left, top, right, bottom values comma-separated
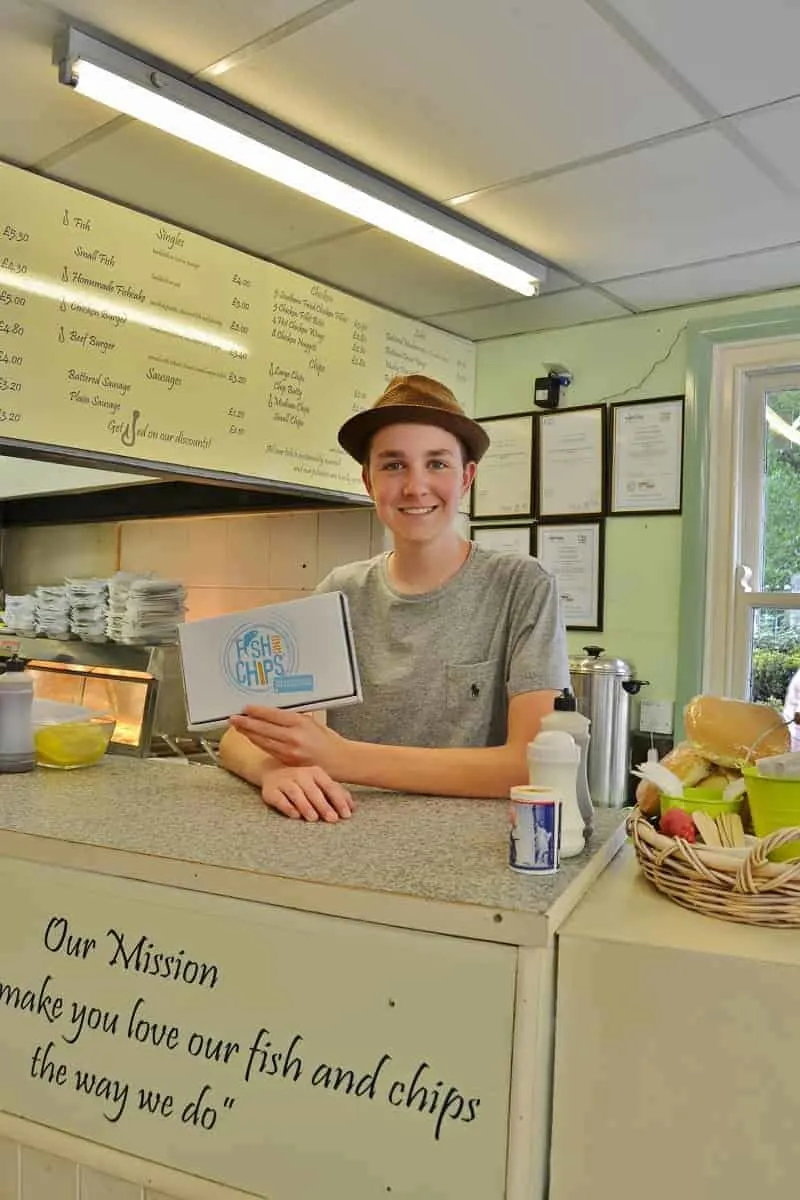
(107, 573, 186, 644)
(67, 578, 109, 643)
(35, 585, 70, 639)
(2, 594, 37, 636)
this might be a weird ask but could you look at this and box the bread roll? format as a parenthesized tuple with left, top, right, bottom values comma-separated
(635, 743, 712, 816)
(697, 770, 737, 793)
(683, 695, 789, 768)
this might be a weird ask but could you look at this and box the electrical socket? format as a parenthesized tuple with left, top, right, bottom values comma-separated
(639, 700, 674, 736)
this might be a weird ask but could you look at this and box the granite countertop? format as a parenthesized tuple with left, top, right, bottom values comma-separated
(0, 758, 627, 945)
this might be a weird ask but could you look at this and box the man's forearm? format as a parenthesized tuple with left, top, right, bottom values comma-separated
(218, 726, 278, 787)
(338, 741, 527, 798)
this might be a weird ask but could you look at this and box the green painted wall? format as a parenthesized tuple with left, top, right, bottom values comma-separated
(474, 285, 800, 708)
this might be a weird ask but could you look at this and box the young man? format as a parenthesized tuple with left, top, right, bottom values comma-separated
(219, 375, 569, 820)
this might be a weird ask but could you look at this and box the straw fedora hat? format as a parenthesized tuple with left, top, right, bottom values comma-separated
(338, 375, 490, 464)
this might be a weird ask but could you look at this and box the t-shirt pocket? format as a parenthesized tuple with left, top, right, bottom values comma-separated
(445, 661, 497, 710)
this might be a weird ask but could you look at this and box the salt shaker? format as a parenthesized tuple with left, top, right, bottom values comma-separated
(527, 729, 583, 858)
(0, 656, 35, 774)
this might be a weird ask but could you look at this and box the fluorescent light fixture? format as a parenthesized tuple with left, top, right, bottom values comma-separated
(56, 28, 546, 296)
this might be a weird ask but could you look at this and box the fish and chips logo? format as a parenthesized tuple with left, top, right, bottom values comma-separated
(222, 621, 314, 696)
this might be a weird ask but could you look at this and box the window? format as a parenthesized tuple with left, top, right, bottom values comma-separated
(705, 341, 800, 716)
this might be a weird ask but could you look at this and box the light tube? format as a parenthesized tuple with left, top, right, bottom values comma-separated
(62, 47, 544, 296)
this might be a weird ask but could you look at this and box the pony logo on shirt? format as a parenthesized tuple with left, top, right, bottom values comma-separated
(222, 619, 313, 696)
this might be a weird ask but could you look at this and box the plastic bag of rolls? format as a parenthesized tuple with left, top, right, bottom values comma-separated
(635, 694, 791, 817)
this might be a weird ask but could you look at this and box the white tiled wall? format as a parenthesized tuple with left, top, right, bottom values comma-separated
(318, 509, 377, 580)
(19, 1148, 76, 1200)
(6, 1145, 177, 1200)
(3, 506, 386, 622)
(3, 523, 118, 593)
(0, 1120, 261, 1198)
(0, 1136, 17, 1200)
(263, 512, 319, 588)
(80, 1167, 143, 1200)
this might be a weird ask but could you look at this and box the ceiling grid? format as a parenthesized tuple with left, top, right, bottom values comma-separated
(2, 0, 800, 337)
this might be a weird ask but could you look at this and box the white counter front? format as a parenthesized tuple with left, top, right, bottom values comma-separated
(0, 759, 626, 1200)
(550, 847, 800, 1200)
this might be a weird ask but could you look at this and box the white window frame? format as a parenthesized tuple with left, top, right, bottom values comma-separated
(704, 336, 800, 697)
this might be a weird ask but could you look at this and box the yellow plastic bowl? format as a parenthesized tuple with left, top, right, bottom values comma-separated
(743, 767, 800, 861)
(34, 716, 115, 769)
(660, 787, 745, 819)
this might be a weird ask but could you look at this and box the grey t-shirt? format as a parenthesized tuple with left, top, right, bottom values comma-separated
(317, 543, 569, 749)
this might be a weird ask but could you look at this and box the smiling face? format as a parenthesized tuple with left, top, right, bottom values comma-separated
(363, 422, 476, 548)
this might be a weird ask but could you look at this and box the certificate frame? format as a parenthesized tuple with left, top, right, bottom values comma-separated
(470, 412, 535, 520)
(469, 522, 535, 557)
(535, 519, 605, 631)
(609, 395, 685, 515)
(535, 404, 607, 519)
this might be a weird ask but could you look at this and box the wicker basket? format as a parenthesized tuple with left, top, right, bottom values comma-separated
(626, 807, 800, 927)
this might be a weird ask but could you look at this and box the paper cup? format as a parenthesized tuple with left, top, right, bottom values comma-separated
(509, 786, 562, 874)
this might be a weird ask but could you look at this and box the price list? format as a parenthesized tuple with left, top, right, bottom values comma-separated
(0, 220, 30, 425)
(0, 160, 476, 499)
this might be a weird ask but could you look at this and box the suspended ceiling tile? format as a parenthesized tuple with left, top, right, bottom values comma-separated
(276, 230, 539, 317)
(50, 121, 362, 257)
(604, 245, 800, 311)
(732, 97, 800, 190)
(222, 0, 702, 200)
(600, 0, 800, 113)
(459, 128, 800, 282)
(428, 289, 630, 341)
(0, 0, 117, 164)
(56, 0, 327, 73)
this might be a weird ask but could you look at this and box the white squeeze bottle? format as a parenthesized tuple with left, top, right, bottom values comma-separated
(527, 729, 584, 858)
(0, 656, 35, 774)
(540, 688, 593, 836)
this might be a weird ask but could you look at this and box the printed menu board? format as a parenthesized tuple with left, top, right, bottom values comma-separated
(0, 161, 475, 499)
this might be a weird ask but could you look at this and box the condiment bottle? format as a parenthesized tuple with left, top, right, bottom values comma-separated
(0, 656, 35, 774)
(540, 688, 593, 836)
(527, 729, 583, 858)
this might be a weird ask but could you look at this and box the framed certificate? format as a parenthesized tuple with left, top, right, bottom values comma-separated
(470, 413, 534, 519)
(470, 523, 535, 557)
(610, 395, 684, 514)
(536, 405, 606, 518)
(536, 520, 605, 630)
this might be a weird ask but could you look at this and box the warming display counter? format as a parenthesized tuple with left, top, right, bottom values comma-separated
(0, 635, 194, 758)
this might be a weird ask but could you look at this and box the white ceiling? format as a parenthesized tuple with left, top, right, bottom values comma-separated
(4, 0, 800, 339)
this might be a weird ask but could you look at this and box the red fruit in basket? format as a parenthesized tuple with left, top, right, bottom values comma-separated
(659, 808, 696, 842)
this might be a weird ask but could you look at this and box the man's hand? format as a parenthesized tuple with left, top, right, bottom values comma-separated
(260, 764, 355, 822)
(231, 706, 347, 774)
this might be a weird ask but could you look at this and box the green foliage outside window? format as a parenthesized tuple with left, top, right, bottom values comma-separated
(751, 635, 800, 705)
(764, 389, 800, 593)
(753, 388, 800, 704)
